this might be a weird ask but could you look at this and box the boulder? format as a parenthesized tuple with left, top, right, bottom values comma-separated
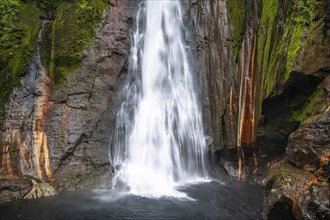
(263, 161, 330, 219)
(0, 176, 31, 203)
(287, 111, 330, 179)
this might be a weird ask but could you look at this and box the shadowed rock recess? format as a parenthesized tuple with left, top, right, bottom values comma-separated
(0, 0, 329, 218)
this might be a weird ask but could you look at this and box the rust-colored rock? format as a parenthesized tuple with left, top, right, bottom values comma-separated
(0, 21, 53, 180)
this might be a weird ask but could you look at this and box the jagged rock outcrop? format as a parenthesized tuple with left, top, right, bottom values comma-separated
(264, 83, 330, 219)
(0, 1, 140, 201)
(287, 111, 330, 177)
(184, 1, 330, 217)
(260, 1, 330, 218)
(263, 161, 329, 220)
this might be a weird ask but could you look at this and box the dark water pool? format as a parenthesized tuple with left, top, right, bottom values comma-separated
(0, 182, 264, 220)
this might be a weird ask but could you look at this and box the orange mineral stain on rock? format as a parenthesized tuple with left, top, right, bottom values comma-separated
(291, 151, 330, 214)
(315, 151, 330, 176)
(0, 22, 53, 180)
(113, 0, 117, 15)
(292, 177, 318, 214)
(111, 0, 127, 30)
(32, 131, 52, 179)
(22, 144, 32, 170)
(238, 33, 257, 146)
(1, 145, 14, 176)
(43, 134, 52, 179)
(237, 150, 242, 181)
(236, 27, 259, 180)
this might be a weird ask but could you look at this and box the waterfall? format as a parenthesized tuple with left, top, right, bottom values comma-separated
(110, 0, 208, 198)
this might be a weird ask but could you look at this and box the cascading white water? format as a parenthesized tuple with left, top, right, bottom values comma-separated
(110, 0, 208, 198)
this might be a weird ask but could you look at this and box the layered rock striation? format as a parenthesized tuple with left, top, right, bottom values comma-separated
(0, 1, 329, 218)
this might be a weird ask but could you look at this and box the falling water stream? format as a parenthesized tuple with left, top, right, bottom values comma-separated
(110, 0, 208, 198)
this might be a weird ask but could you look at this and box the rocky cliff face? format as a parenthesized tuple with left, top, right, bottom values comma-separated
(239, 0, 329, 218)
(44, 1, 139, 191)
(185, 0, 329, 218)
(0, 0, 140, 200)
(184, 0, 236, 152)
(1, 21, 52, 179)
(183, 0, 272, 181)
(183, 0, 244, 181)
(0, 0, 329, 218)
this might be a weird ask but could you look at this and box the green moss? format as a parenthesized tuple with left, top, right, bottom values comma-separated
(257, 0, 279, 98)
(0, 0, 41, 124)
(42, 0, 110, 89)
(270, 164, 299, 186)
(258, 0, 321, 100)
(285, 0, 320, 80)
(266, 164, 299, 196)
(291, 84, 328, 122)
(8, 146, 15, 155)
(227, 0, 246, 59)
(0, 0, 109, 124)
(40, 21, 53, 75)
(25, 0, 66, 18)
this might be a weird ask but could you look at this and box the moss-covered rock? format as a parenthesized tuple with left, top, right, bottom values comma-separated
(291, 75, 330, 122)
(0, 0, 41, 124)
(0, 0, 110, 125)
(1, 0, 127, 196)
(41, 0, 110, 88)
(263, 161, 329, 219)
(227, 0, 246, 60)
(253, 0, 328, 164)
(258, 0, 322, 99)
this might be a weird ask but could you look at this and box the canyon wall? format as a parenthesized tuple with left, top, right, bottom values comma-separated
(229, 0, 330, 218)
(185, 0, 329, 218)
(0, 0, 329, 218)
(0, 0, 140, 200)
